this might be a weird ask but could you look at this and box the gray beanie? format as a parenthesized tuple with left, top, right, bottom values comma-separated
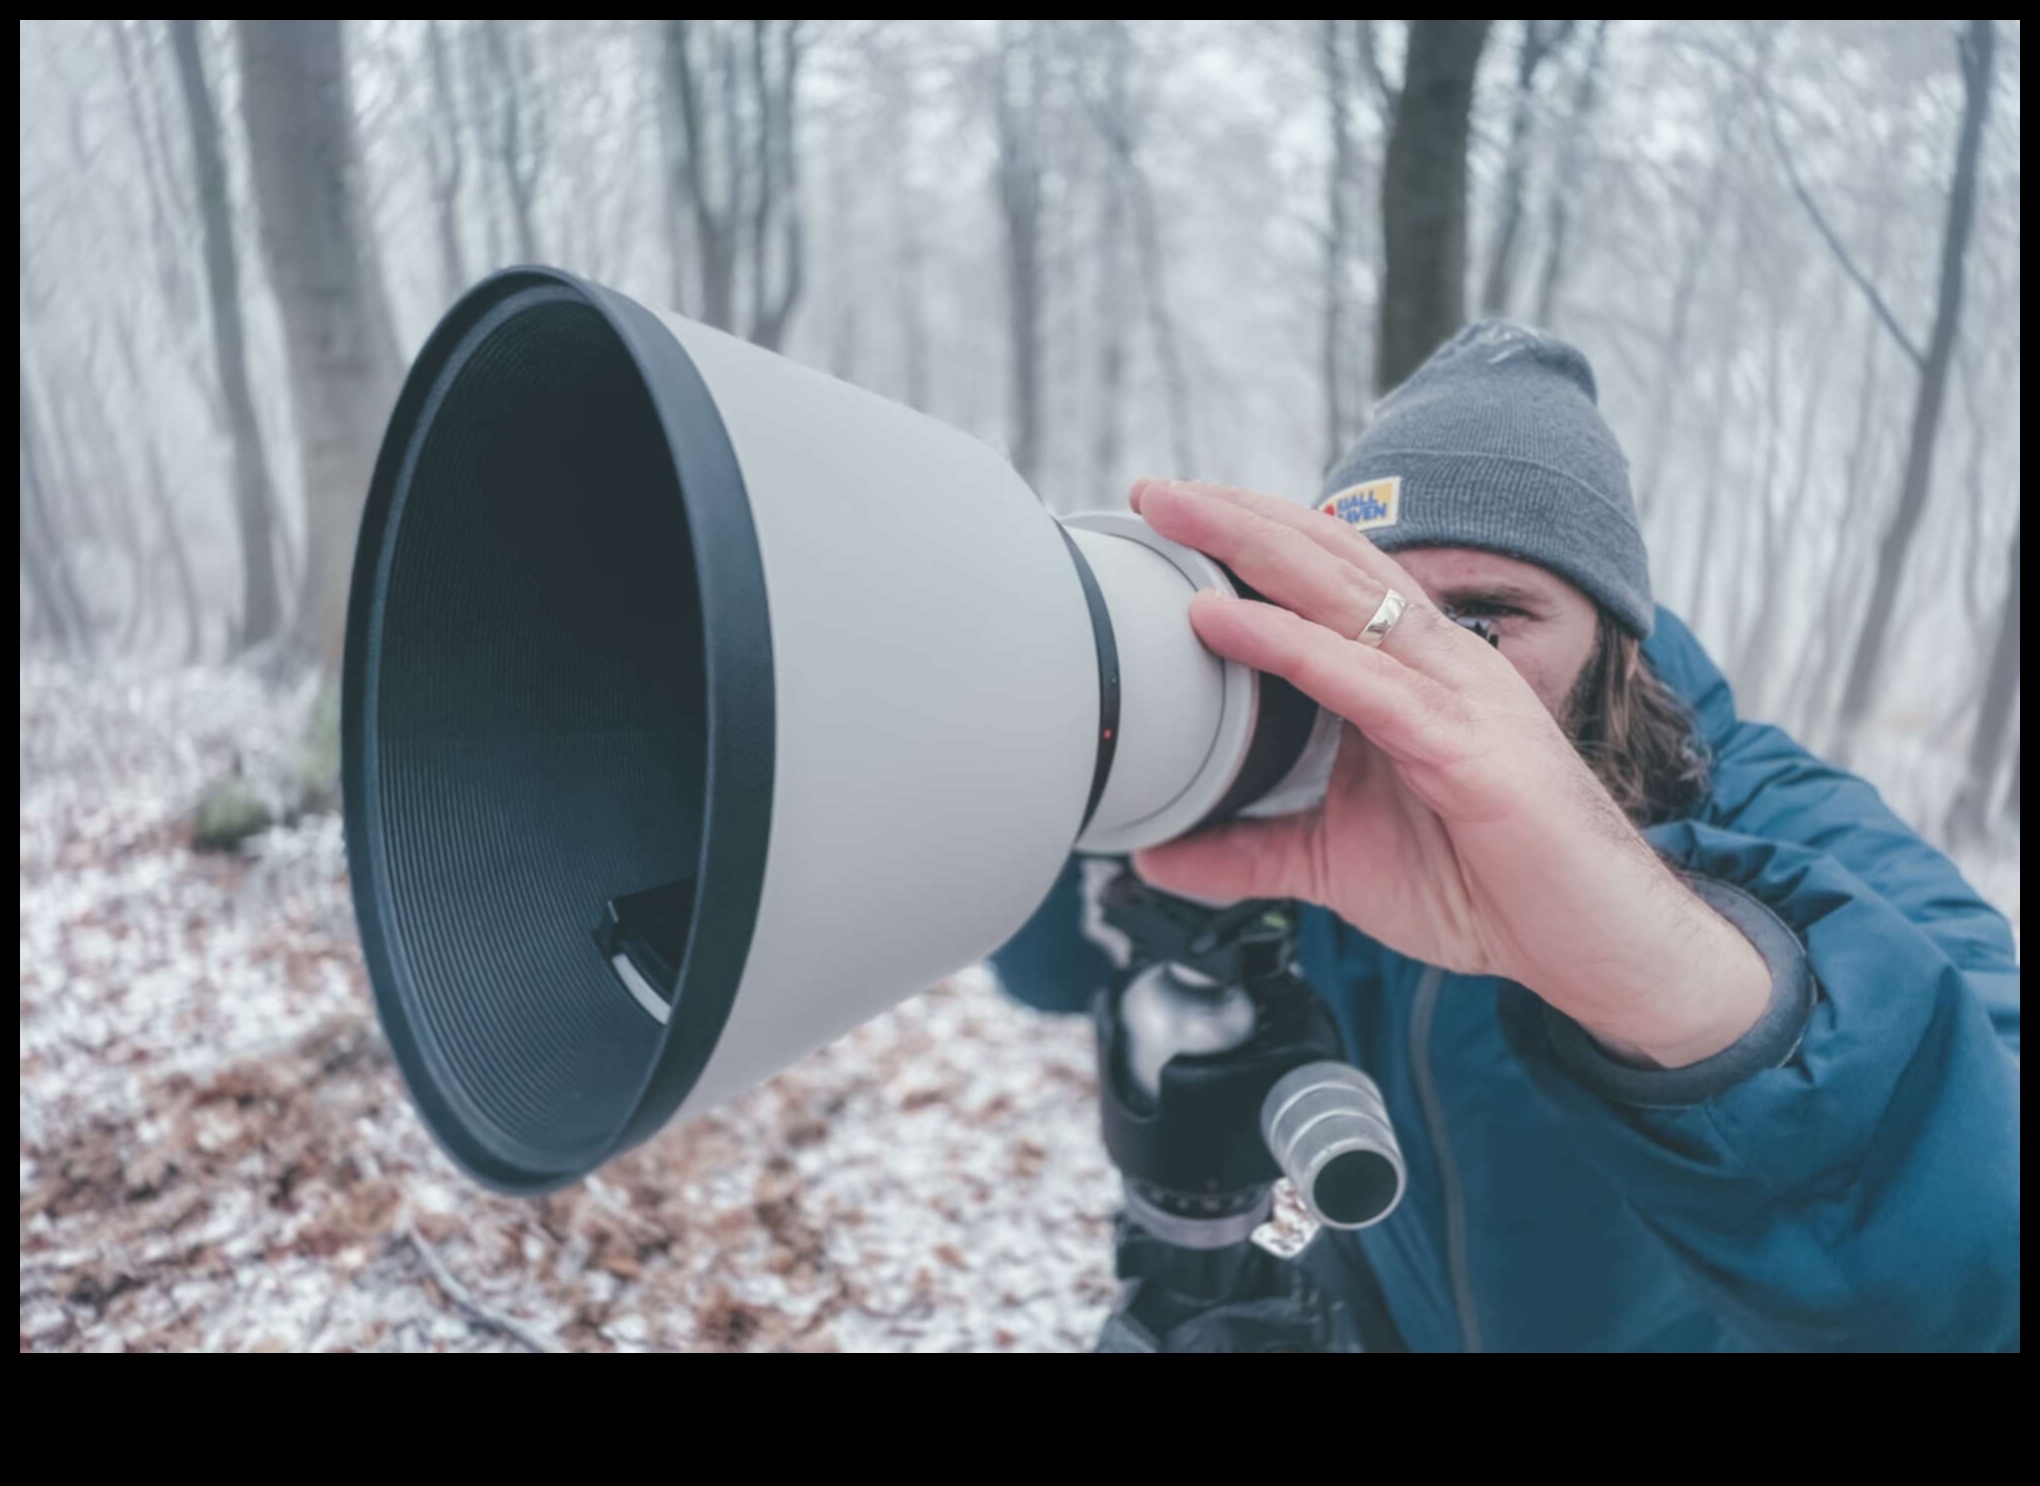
(1317, 321, 1653, 637)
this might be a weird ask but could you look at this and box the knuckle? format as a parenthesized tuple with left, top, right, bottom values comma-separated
(1403, 601, 1454, 640)
(1336, 525, 1386, 566)
(1269, 518, 1321, 565)
(1336, 559, 1380, 611)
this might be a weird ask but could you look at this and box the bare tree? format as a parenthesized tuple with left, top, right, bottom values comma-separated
(874, 44, 929, 409)
(236, 19, 404, 674)
(62, 333, 167, 654)
(105, 20, 194, 323)
(1321, 18, 1357, 466)
(1781, 222, 1896, 742)
(1376, 19, 1491, 393)
(169, 18, 286, 651)
(20, 363, 92, 655)
(104, 311, 205, 662)
(666, 20, 736, 330)
(1947, 519, 2018, 840)
(1087, 21, 1195, 479)
(1680, 192, 1761, 640)
(53, 329, 155, 651)
(995, 20, 1046, 487)
(1480, 18, 1575, 319)
(1352, 19, 1399, 133)
(1635, 86, 1739, 517)
(663, 19, 805, 347)
(424, 18, 469, 304)
(1770, 20, 1996, 752)
(746, 21, 804, 351)
(1737, 275, 1842, 712)
(479, 19, 545, 264)
(1531, 19, 1611, 329)
(1091, 23, 1132, 496)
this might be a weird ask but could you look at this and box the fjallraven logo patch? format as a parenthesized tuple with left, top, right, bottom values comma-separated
(1318, 476, 1401, 532)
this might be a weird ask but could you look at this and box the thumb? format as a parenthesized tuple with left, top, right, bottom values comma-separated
(1131, 812, 1321, 905)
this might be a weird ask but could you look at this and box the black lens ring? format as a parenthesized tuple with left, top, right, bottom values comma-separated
(342, 268, 775, 1193)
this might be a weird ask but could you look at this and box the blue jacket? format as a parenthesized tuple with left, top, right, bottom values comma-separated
(990, 609, 2020, 1351)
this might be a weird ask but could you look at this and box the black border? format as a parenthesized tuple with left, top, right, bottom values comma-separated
(342, 267, 775, 1193)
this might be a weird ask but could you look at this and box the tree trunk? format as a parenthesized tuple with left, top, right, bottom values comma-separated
(884, 69, 929, 410)
(1531, 20, 1611, 330)
(1322, 18, 1354, 466)
(1681, 365, 1732, 639)
(139, 432, 206, 664)
(425, 18, 468, 305)
(745, 20, 805, 352)
(1081, 21, 1190, 481)
(657, 34, 694, 316)
(1130, 163, 1196, 478)
(236, 18, 403, 675)
(1738, 281, 1841, 713)
(109, 312, 207, 661)
(1731, 312, 1788, 698)
(1833, 19, 1994, 751)
(1480, 19, 1573, 319)
(1783, 251, 1891, 741)
(1954, 348, 1994, 640)
(996, 21, 1045, 487)
(19, 364, 92, 654)
(481, 19, 541, 264)
(1093, 25, 1131, 498)
(59, 343, 156, 653)
(170, 18, 286, 651)
(1635, 101, 1735, 518)
(1947, 519, 2018, 840)
(106, 20, 194, 322)
(1681, 203, 1757, 638)
(668, 19, 727, 323)
(1376, 19, 1490, 393)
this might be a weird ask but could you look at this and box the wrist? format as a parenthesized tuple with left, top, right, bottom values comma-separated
(1571, 890, 1772, 1069)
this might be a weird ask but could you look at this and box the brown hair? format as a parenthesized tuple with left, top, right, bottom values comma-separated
(1565, 617, 1710, 827)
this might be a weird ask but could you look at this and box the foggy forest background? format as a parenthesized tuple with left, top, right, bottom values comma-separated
(20, 18, 2022, 840)
(16, 18, 2022, 1353)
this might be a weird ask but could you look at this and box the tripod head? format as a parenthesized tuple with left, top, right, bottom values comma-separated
(1089, 867, 1405, 1351)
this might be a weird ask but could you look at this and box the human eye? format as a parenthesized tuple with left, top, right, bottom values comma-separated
(1438, 599, 1519, 646)
(1442, 598, 1518, 620)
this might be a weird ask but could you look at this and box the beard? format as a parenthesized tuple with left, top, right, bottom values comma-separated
(1561, 618, 1613, 748)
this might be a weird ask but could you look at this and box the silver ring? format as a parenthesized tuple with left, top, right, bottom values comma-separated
(1356, 588, 1407, 648)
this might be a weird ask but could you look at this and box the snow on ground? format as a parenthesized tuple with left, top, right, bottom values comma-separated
(21, 665, 1118, 1351)
(20, 664, 2018, 1352)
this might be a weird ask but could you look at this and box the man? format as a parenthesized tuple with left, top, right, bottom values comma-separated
(991, 322, 2020, 1351)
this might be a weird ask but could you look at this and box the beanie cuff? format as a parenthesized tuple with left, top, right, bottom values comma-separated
(1356, 450, 1655, 638)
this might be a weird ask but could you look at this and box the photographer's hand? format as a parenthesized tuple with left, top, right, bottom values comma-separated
(1128, 479, 1769, 1070)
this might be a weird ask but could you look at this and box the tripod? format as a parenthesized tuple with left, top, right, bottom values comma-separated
(1089, 868, 1405, 1353)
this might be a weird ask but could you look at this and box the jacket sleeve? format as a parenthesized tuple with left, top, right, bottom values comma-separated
(1501, 719, 2020, 1352)
(985, 855, 1128, 1015)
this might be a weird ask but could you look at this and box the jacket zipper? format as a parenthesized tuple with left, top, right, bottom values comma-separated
(1410, 964, 1483, 1352)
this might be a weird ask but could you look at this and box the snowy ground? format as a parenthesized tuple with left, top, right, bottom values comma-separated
(19, 664, 2018, 1352)
(21, 666, 1119, 1351)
